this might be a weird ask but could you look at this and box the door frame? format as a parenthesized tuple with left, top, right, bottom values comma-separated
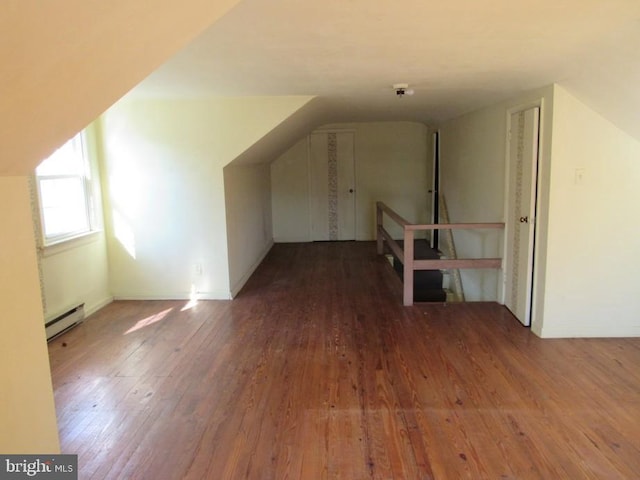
(501, 99, 545, 327)
(431, 130, 440, 250)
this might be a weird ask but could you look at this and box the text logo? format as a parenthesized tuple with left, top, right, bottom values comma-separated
(0, 455, 77, 479)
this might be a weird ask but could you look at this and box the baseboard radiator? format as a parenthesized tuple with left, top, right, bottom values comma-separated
(45, 303, 84, 341)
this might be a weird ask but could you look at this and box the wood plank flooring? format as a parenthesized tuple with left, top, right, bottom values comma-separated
(48, 242, 640, 479)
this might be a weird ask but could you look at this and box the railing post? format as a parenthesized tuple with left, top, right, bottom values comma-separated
(403, 228, 414, 306)
(376, 202, 384, 255)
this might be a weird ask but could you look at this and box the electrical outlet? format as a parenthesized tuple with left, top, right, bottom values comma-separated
(195, 263, 203, 276)
(574, 168, 586, 185)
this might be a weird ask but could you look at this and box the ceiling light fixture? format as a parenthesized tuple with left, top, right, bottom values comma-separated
(393, 83, 415, 97)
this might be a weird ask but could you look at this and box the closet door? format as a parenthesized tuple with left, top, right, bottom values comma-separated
(309, 132, 355, 241)
(504, 107, 540, 326)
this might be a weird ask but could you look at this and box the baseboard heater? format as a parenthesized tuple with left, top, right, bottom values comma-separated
(46, 303, 85, 341)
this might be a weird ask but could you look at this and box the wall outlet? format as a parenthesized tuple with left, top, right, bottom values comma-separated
(195, 263, 203, 276)
(574, 168, 586, 185)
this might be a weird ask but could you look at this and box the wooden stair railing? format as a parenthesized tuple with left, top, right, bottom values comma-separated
(376, 201, 504, 306)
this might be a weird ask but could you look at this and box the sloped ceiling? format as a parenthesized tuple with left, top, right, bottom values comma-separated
(135, 0, 640, 139)
(0, 0, 241, 174)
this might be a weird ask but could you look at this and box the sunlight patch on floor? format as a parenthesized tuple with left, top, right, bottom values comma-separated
(124, 308, 173, 335)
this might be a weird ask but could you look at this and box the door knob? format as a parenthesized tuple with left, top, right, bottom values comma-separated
(519, 216, 529, 223)
(349, 188, 354, 193)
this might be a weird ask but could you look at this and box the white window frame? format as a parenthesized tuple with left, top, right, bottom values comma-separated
(35, 130, 99, 246)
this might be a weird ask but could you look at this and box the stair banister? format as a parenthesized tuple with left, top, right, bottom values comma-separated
(375, 201, 505, 306)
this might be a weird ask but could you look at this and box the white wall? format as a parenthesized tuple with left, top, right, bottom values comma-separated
(100, 96, 312, 299)
(271, 122, 431, 242)
(39, 236, 111, 320)
(439, 106, 505, 301)
(272, 138, 311, 242)
(0, 177, 60, 453)
(538, 85, 640, 337)
(438, 86, 555, 303)
(224, 163, 274, 297)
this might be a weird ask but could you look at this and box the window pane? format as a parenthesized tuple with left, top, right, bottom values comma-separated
(39, 177, 89, 239)
(36, 134, 86, 176)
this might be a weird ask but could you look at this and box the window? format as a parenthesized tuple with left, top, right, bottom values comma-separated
(35, 130, 97, 245)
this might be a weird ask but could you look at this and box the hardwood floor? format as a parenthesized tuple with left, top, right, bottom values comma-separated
(48, 242, 640, 479)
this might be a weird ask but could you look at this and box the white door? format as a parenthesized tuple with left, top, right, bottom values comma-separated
(309, 132, 355, 240)
(504, 107, 540, 326)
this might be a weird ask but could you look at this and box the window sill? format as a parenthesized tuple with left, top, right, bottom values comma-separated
(39, 230, 103, 257)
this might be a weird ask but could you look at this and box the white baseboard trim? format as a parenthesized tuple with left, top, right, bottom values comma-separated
(230, 241, 274, 298)
(538, 322, 640, 338)
(113, 291, 233, 301)
(273, 237, 311, 243)
(85, 296, 114, 318)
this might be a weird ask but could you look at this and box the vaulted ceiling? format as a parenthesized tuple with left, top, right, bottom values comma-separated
(2, 0, 639, 175)
(134, 0, 640, 139)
